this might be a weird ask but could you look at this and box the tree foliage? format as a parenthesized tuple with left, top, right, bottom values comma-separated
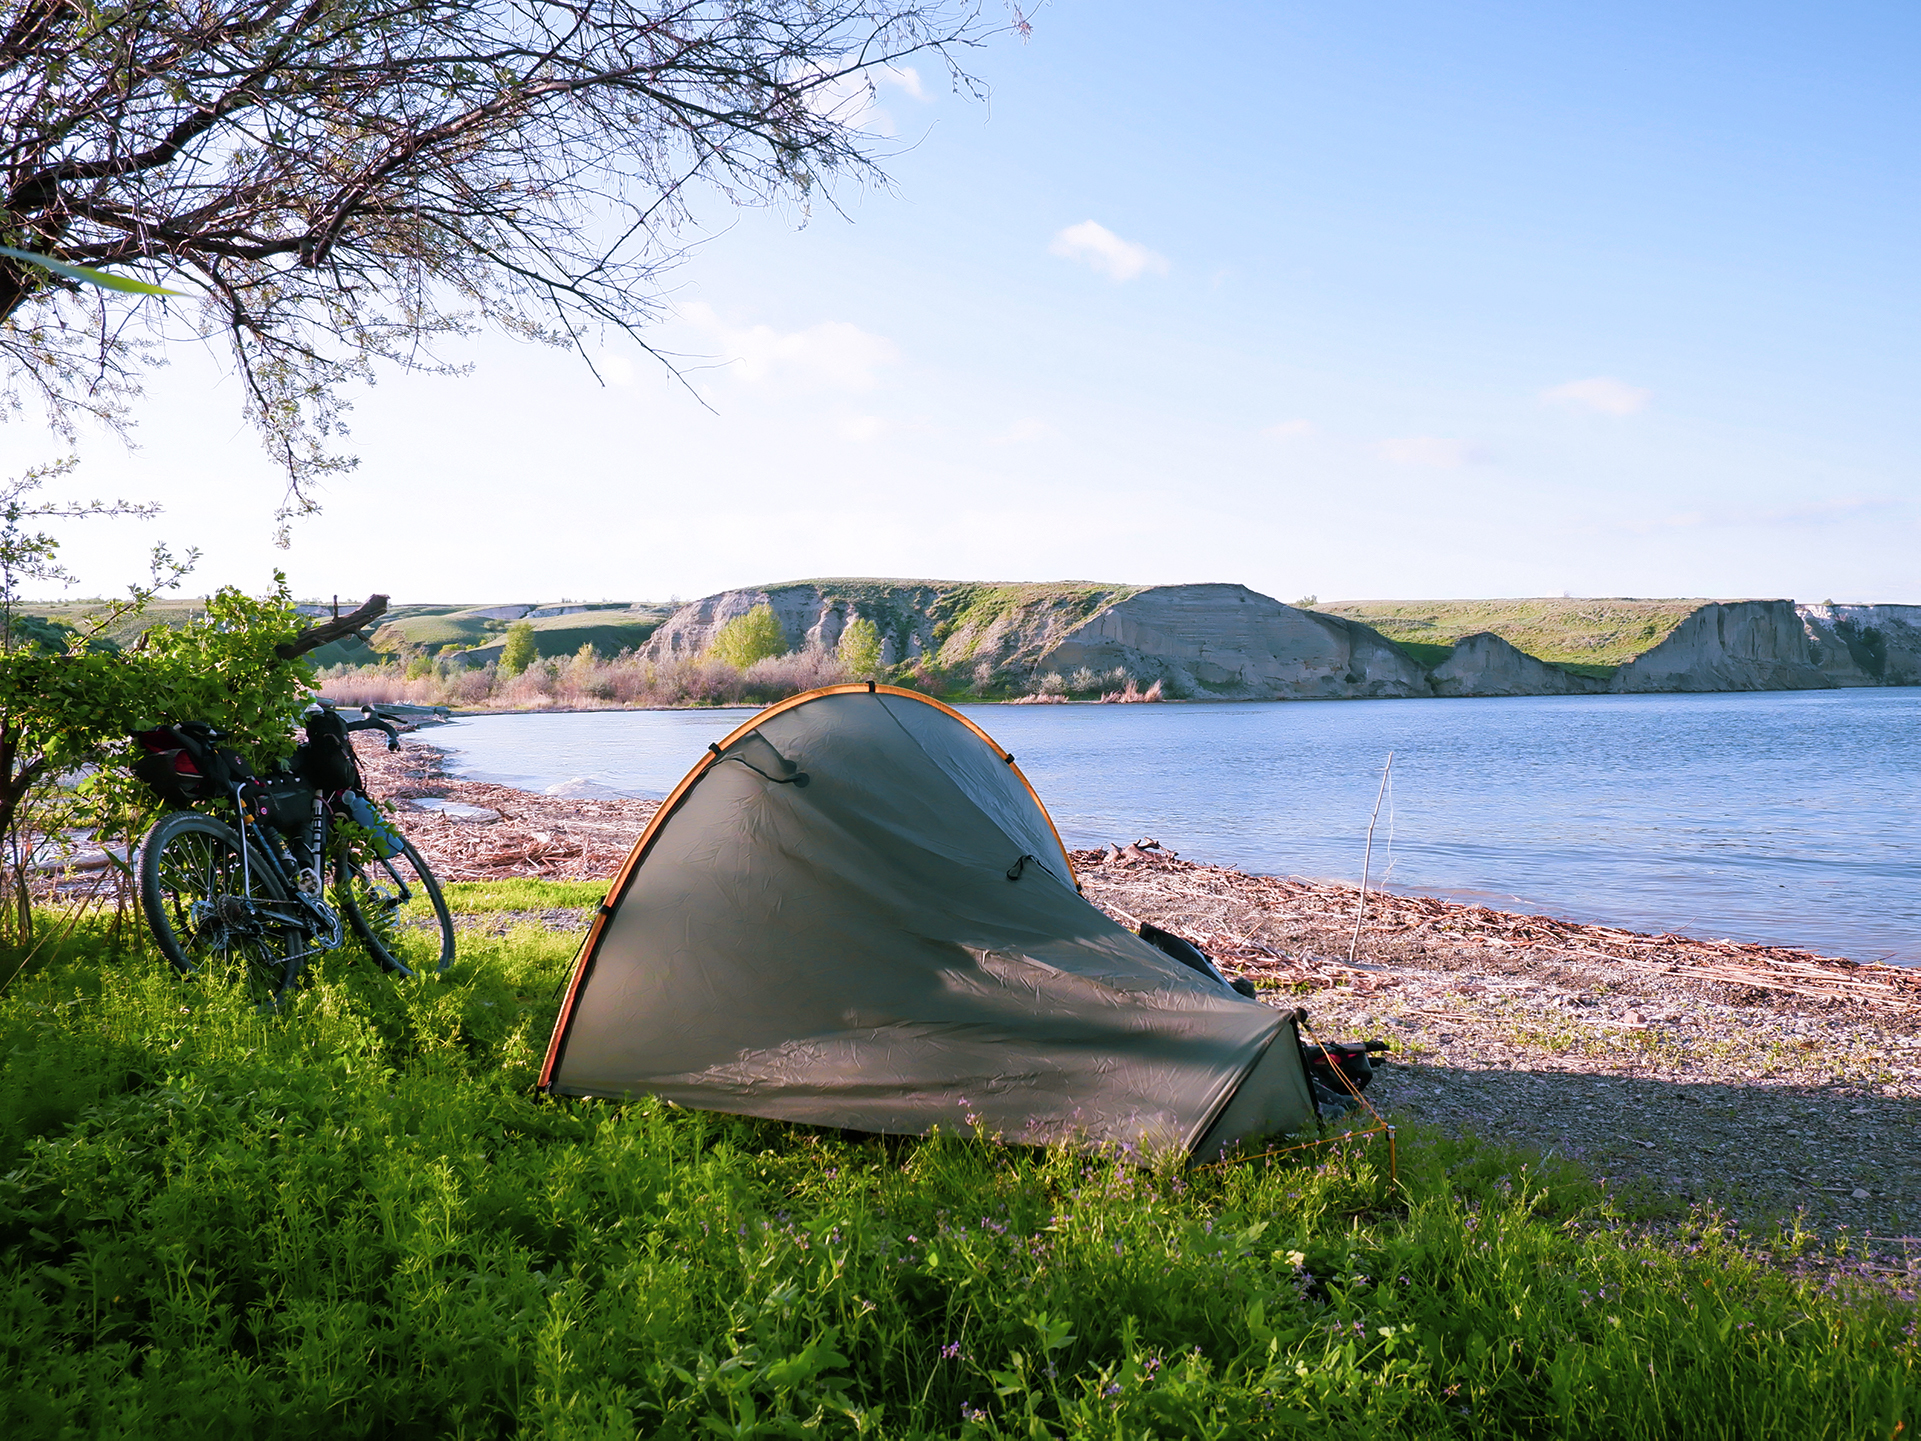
(0, 0, 990, 529)
(836, 614, 882, 677)
(498, 620, 538, 677)
(709, 603, 786, 669)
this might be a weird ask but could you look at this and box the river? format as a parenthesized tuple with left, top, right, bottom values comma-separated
(432, 688, 1921, 964)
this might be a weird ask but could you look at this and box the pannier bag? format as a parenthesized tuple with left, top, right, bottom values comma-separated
(339, 791, 405, 860)
(294, 707, 363, 792)
(239, 771, 317, 834)
(131, 723, 245, 807)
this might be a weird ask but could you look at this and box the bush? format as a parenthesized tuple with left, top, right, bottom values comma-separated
(709, 603, 786, 670)
(498, 619, 538, 677)
(837, 615, 883, 678)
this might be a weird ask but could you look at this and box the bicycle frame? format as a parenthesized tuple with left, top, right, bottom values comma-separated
(226, 777, 345, 962)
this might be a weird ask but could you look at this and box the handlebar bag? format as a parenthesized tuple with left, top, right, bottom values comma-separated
(294, 709, 363, 792)
(131, 723, 243, 806)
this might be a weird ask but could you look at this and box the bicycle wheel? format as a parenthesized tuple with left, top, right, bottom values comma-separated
(335, 836, 455, 977)
(140, 811, 296, 995)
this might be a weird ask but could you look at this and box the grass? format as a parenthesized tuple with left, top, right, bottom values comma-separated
(373, 605, 677, 663)
(0, 890, 1914, 1438)
(1320, 599, 1713, 670)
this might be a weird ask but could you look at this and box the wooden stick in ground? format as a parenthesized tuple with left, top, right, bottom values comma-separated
(1349, 752, 1394, 964)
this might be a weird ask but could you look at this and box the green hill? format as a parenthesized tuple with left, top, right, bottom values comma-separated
(1315, 598, 1711, 678)
(7, 598, 674, 667)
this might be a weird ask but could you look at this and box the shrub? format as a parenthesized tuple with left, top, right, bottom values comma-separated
(498, 620, 537, 677)
(836, 615, 883, 678)
(709, 603, 787, 670)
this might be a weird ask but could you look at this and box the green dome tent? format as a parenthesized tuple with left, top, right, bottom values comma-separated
(540, 685, 1318, 1160)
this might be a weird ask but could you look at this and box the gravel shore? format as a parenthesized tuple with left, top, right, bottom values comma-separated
(358, 732, 1921, 1263)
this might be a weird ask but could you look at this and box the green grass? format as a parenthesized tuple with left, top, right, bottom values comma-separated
(1321, 598, 1711, 670)
(442, 878, 612, 911)
(367, 605, 676, 661)
(0, 890, 1914, 1438)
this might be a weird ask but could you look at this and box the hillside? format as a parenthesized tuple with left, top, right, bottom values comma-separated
(372, 601, 675, 664)
(8, 597, 675, 667)
(1316, 597, 1712, 678)
(641, 578, 1141, 679)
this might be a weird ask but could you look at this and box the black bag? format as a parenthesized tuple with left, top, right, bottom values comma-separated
(294, 708, 363, 792)
(131, 722, 247, 807)
(239, 771, 317, 834)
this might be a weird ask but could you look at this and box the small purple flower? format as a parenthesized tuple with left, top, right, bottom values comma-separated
(941, 1342, 963, 1360)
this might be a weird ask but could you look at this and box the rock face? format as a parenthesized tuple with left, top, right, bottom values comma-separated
(1609, 601, 1830, 693)
(1040, 584, 1431, 700)
(639, 581, 1135, 672)
(1798, 604, 1921, 687)
(1430, 632, 1605, 698)
(637, 581, 1921, 702)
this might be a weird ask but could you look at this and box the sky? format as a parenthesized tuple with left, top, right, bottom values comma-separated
(10, 0, 1920, 607)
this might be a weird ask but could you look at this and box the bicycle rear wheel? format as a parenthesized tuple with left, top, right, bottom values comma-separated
(335, 836, 455, 977)
(140, 812, 296, 996)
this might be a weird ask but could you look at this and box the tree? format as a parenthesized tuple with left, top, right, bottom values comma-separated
(837, 614, 882, 677)
(0, 1, 992, 529)
(710, 604, 785, 669)
(498, 620, 538, 677)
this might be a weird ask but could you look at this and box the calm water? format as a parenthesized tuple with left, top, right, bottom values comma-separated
(435, 690, 1921, 963)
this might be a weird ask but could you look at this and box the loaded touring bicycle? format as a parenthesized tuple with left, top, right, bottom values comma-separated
(132, 701, 454, 1000)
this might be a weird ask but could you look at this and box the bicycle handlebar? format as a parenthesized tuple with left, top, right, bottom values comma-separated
(345, 712, 401, 751)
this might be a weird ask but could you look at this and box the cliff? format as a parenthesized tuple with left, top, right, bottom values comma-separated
(636, 581, 1921, 703)
(639, 580, 1143, 679)
(1039, 584, 1430, 700)
(1798, 604, 1921, 687)
(1430, 632, 1605, 697)
(1609, 601, 1830, 693)
(641, 579, 1427, 699)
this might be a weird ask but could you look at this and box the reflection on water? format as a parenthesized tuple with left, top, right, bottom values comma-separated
(436, 689, 1921, 963)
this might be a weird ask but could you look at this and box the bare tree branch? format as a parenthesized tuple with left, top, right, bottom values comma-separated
(0, 0, 996, 528)
(275, 593, 390, 659)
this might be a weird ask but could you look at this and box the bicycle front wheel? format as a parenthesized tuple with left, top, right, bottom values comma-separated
(335, 836, 455, 977)
(139, 811, 296, 996)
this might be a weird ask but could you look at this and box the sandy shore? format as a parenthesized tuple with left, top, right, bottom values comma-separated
(357, 733, 1921, 1259)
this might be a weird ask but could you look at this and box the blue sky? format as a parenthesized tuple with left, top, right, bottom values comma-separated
(17, 0, 1920, 605)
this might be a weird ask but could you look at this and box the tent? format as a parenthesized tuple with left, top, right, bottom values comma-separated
(539, 684, 1318, 1160)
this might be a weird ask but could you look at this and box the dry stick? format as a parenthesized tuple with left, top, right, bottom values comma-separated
(1348, 752, 1394, 964)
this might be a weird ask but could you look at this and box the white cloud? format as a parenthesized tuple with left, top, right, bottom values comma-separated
(596, 352, 635, 387)
(679, 302, 899, 392)
(1373, 436, 1483, 468)
(837, 415, 884, 442)
(801, 58, 930, 137)
(1542, 376, 1652, 416)
(1262, 419, 1317, 440)
(1049, 221, 1170, 282)
(881, 65, 927, 101)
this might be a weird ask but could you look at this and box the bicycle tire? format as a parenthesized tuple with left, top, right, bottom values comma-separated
(139, 811, 297, 996)
(335, 835, 455, 976)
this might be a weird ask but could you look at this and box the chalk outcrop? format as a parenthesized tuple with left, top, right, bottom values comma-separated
(639, 581, 1139, 673)
(1798, 604, 1921, 687)
(1039, 584, 1431, 700)
(1610, 601, 1829, 693)
(1430, 632, 1605, 697)
(637, 581, 1921, 703)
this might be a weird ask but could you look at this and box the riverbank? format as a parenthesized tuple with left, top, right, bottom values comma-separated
(355, 734, 1921, 1255)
